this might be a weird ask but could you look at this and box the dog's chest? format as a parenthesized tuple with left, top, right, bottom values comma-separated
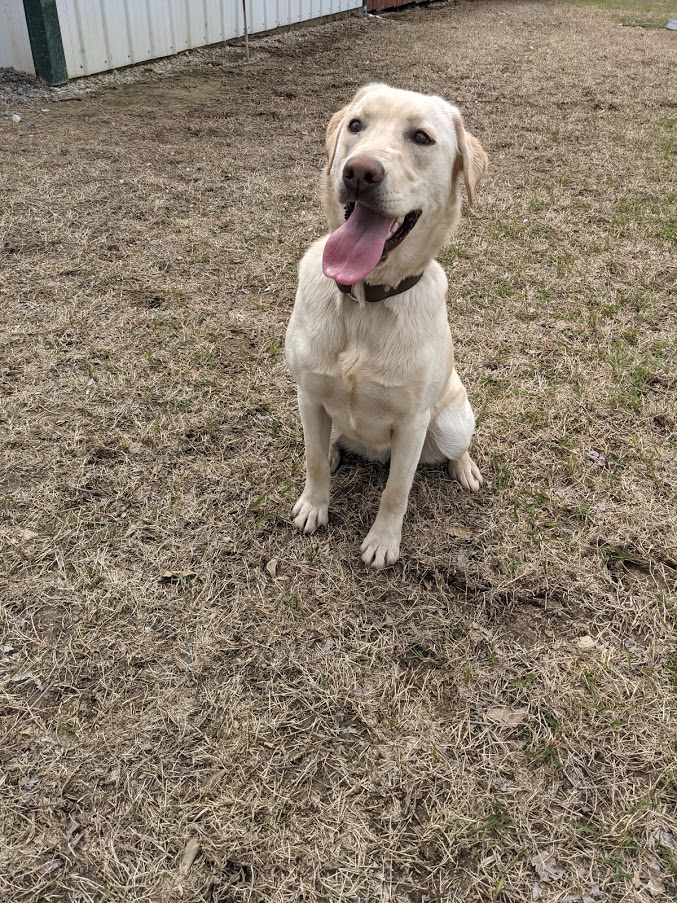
(319, 324, 423, 430)
(286, 267, 449, 437)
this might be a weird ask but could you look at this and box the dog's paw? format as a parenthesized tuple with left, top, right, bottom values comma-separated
(360, 526, 401, 570)
(448, 453, 483, 492)
(292, 495, 328, 534)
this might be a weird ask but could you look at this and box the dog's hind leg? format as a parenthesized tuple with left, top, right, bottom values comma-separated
(448, 450, 483, 492)
(427, 383, 483, 493)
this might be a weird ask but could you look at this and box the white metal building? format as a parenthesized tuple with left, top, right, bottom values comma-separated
(1, 1, 363, 82)
(1, 0, 35, 74)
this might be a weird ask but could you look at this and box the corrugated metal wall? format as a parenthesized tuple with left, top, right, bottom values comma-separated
(0, 0, 36, 74)
(55, 0, 362, 78)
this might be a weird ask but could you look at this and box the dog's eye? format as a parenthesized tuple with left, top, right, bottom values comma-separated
(412, 130, 434, 146)
(348, 119, 363, 134)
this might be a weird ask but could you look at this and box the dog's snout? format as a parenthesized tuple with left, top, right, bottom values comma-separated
(342, 155, 385, 195)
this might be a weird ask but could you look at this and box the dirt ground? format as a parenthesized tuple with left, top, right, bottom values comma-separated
(1, 1, 676, 901)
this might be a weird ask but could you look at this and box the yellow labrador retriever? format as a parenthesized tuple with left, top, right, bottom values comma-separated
(285, 84, 488, 569)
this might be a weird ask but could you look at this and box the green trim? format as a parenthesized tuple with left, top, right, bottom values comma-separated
(23, 0, 68, 85)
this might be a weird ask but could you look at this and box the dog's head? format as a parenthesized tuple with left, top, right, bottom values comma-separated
(321, 83, 488, 286)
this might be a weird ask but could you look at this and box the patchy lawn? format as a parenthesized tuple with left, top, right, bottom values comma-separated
(1, 1, 675, 901)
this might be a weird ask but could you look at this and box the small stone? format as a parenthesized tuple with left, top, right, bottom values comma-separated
(586, 449, 607, 467)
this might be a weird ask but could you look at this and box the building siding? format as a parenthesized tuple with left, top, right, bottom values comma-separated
(55, 0, 362, 78)
(0, 0, 36, 74)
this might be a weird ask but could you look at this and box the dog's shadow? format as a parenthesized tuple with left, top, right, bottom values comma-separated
(328, 452, 463, 534)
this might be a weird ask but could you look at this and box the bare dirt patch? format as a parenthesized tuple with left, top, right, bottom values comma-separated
(1, 2, 675, 901)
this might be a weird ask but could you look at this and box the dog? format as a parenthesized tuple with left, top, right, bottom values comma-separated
(285, 83, 488, 569)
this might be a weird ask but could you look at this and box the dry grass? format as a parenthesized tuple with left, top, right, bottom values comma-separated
(1, 1, 676, 900)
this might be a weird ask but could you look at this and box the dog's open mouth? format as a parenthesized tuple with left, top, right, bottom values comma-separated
(344, 203, 420, 260)
(322, 201, 421, 285)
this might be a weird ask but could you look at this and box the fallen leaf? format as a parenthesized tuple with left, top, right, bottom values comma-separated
(202, 769, 226, 792)
(103, 764, 120, 785)
(632, 871, 641, 889)
(0, 526, 38, 544)
(456, 549, 470, 567)
(266, 558, 279, 578)
(655, 828, 675, 848)
(66, 816, 83, 848)
(564, 762, 586, 787)
(492, 777, 511, 792)
(445, 525, 472, 540)
(174, 648, 195, 671)
(531, 851, 564, 882)
(647, 876, 664, 897)
(487, 706, 528, 726)
(179, 836, 200, 876)
(161, 569, 197, 583)
(10, 671, 44, 691)
(576, 635, 596, 651)
(38, 859, 62, 877)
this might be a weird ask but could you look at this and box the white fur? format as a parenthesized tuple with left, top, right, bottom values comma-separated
(286, 84, 488, 569)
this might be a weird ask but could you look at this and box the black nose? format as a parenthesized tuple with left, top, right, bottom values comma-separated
(342, 155, 385, 195)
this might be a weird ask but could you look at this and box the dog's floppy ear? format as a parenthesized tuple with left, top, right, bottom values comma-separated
(453, 116, 489, 205)
(325, 106, 347, 172)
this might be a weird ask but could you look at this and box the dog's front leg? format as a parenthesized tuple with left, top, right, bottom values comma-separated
(361, 412, 430, 569)
(292, 391, 332, 534)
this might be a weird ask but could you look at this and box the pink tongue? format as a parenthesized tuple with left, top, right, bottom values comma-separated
(323, 202, 396, 284)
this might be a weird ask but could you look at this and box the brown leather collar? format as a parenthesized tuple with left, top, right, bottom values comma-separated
(336, 272, 424, 303)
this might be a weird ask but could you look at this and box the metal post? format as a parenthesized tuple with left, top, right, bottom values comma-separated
(242, 0, 250, 61)
(22, 0, 68, 85)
